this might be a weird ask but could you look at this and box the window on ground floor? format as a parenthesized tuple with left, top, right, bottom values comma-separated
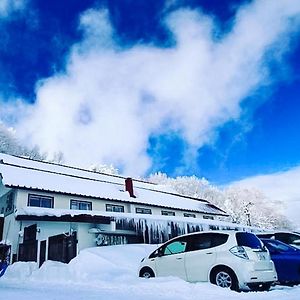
(28, 194, 54, 208)
(106, 204, 125, 213)
(70, 200, 92, 210)
(136, 207, 152, 214)
(161, 210, 175, 216)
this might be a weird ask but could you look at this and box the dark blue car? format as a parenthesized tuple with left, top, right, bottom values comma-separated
(261, 238, 300, 285)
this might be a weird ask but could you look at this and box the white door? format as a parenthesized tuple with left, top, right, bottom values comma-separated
(185, 233, 219, 282)
(154, 239, 187, 280)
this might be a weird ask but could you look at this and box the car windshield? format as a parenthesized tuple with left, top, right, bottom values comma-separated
(263, 240, 297, 253)
(236, 232, 263, 249)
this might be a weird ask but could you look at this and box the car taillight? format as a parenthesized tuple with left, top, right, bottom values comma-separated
(230, 246, 249, 259)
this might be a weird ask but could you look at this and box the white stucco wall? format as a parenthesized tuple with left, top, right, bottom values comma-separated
(14, 189, 214, 220)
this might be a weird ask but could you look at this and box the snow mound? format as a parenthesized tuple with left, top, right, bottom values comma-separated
(3, 244, 158, 284)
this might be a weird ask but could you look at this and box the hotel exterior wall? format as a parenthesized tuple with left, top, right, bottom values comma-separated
(14, 189, 216, 220)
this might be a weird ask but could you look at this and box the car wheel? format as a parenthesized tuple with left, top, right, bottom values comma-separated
(139, 267, 155, 278)
(211, 268, 239, 291)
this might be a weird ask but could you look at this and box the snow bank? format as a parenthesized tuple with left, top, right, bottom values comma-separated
(3, 244, 158, 285)
(1, 244, 300, 300)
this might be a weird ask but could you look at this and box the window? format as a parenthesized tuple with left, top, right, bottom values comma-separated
(136, 207, 152, 214)
(106, 204, 124, 213)
(184, 213, 196, 218)
(163, 240, 187, 256)
(70, 200, 92, 210)
(203, 215, 214, 220)
(6, 192, 14, 212)
(28, 194, 54, 208)
(187, 233, 229, 252)
(275, 233, 300, 244)
(236, 232, 263, 250)
(161, 210, 175, 216)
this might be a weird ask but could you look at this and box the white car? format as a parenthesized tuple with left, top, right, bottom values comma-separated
(139, 231, 277, 291)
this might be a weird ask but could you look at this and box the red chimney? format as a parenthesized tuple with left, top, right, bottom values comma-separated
(125, 178, 136, 198)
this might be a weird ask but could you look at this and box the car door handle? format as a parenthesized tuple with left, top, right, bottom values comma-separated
(176, 257, 183, 260)
(206, 252, 213, 255)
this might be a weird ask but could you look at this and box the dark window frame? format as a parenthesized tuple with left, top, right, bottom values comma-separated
(28, 194, 54, 208)
(161, 210, 175, 216)
(184, 213, 196, 218)
(106, 204, 125, 213)
(70, 199, 92, 211)
(136, 207, 152, 214)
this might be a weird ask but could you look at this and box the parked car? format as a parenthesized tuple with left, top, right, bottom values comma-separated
(139, 231, 277, 291)
(256, 231, 300, 249)
(260, 238, 300, 286)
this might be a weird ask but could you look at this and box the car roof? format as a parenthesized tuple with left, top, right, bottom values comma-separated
(256, 231, 300, 235)
(164, 230, 255, 243)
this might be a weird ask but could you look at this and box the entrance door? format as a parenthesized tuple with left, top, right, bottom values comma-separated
(48, 232, 77, 263)
(154, 238, 187, 280)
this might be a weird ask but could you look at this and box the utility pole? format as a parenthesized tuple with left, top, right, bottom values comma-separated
(244, 202, 253, 226)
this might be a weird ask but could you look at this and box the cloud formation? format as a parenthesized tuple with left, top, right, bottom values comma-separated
(231, 166, 300, 229)
(3, 0, 300, 175)
(0, 0, 25, 18)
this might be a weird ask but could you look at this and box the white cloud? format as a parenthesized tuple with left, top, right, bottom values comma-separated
(230, 166, 300, 229)
(2, 0, 300, 175)
(0, 0, 26, 18)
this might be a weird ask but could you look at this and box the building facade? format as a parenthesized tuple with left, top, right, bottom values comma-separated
(0, 153, 240, 266)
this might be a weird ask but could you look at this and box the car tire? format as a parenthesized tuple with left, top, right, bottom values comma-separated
(139, 267, 155, 278)
(211, 267, 239, 291)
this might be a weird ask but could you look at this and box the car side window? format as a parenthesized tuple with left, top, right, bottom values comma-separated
(186, 233, 229, 252)
(187, 233, 212, 251)
(163, 240, 187, 256)
(211, 233, 229, 247)
(276, 233, 300, 244)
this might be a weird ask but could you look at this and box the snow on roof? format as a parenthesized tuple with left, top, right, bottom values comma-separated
(0, 153, 227, 215)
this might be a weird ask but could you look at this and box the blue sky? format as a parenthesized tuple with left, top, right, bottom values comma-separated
(1, 0, 300, 185)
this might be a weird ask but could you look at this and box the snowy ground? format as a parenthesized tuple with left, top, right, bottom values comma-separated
(0, 244, 300, 300)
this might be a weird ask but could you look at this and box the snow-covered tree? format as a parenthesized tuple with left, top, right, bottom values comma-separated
(0, 123, 45, 160)
(89, 163, 119, 175)
(148, 172, 292, 230)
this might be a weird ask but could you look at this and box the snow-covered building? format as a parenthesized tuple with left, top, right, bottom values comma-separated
(0, 153, 235, 266)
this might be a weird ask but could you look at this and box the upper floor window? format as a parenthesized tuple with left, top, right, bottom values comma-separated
(28, 194, 54, 208)
(184, 213, 196, 218)
(161, 210, 175, 216)
(70, 200, 92, 210)
(106, 204, 124, 213)
(203, 215, 214, 220)
(136, 207, 152, 214)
